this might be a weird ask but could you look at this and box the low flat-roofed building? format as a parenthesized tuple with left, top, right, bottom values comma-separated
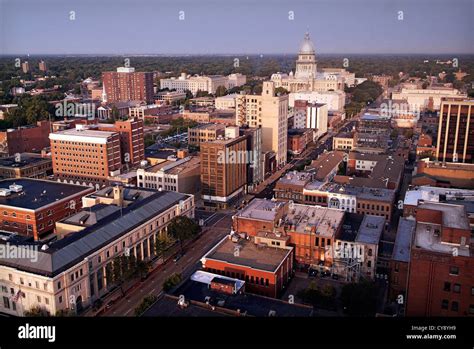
(137, 156, 200, 195)
(232, 198, 287, 237)
(333, 133, 354, 151)
(274, 171, 314, 203)
(284, 203, 345, 268)
(144, 270, 313, 317)
(0, 178, 94, 240)
(187, 123, 225, 146)
(0, 189, 194, 316)
(0, 153, 52, 179)
(413, 159, 474, 188)
(201, 234, 294, 298)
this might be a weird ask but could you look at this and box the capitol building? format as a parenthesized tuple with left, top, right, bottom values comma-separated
(271, 32, 354, 93)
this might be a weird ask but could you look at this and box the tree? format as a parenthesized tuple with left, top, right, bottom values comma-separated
(163, 273, 182, 292)
(341, 281, 378, 316)
(134, 295, 158, 316)
(24, 305, 50, 317)
(215, 85, 227, 97)
(274, 87, 289, 95)
(155, 235, 170, 262)
(166, 216, 201, 252)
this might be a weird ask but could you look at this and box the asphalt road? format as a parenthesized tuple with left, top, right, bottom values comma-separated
(95, 211, 234, 317)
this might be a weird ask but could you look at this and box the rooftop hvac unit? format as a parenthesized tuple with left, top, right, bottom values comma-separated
(9, 184, 23, 192)
(0, 189, 11, 197)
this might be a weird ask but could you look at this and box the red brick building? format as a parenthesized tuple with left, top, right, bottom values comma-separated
(0, 121, 51, 156)
(201, 234, 294, 298)
(406, 202, 473, 316)
(102, 67, 154, 104)
(0, 178, 93, 240)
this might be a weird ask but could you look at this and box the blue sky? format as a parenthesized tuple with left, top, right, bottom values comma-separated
(0, 0, 472, 55)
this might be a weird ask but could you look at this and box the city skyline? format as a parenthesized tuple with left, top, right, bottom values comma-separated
(0, 0, 473, 55)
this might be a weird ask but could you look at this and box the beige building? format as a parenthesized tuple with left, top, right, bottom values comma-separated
(187, 123, 225, 146)
(270, 33, 345, 93)
(160, 73, 246, 96)
(0, 187, 194, 316)
(391, 87, 467, 111)
(236, 81, 288, 167)
(215, 94, 239, 109)
(136, 156, 201, 195)
(333, 133, 355, 151)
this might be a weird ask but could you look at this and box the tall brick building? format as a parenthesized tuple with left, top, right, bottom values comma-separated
(102, 67, 154, 104)
(406, 202, 473, 317)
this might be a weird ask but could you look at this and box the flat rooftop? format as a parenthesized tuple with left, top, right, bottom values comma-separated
(144, 156, 200, 175)
(284, 204, 345, 237)
(170, 277, 314, 317)
(414, 222, 471, 257)
(356, 215, 385, 245)
(190, 123, 225, 131)
(0, 179, 91, 210)
(392, 218, 416, 263)
(277, 171, 313, 187)
(49, 128, 116, 139)
(235, 198, 285, 222)
(204, 235, 293, 273)
(418, 202, 470, 230)
(0, 154, 51, 168)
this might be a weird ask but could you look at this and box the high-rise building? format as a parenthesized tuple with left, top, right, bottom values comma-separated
(236, 81, 288, 167)
(306, 102, 328, 140)
(21, 61, 30, 73)
(436, 98, 474, 163)
(200, 134, 247, 209)
(50, 126, 122, 186)
(102, 67, 154, 104)
(39, 60, 47, 72)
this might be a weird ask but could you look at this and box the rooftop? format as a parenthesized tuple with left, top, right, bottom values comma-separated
(234, 198, 285, 222)
(168, 275, 314, 317)
(276, 171, 313, 188)
(392, 218, 416, 263)
(309, 151, 345, 181)
(142, 156, 200, 175)
(404, 186, 474, 207)
(284, 203, 344, 237)
(49, 128, 116, 141)
(414, 222, 471, 257)
(0, 179, 92, 210)
(0, 190, 190, 276)
(417, 202, 470, 230)
(0, 153, 51, 169)
(203, 235, 293, 273)
(355, 215, 385, 245)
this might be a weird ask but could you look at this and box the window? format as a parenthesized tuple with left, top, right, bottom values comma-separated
(453, 284, 461, 293)
(443, 282, 451, 291)
(3, 296, 10, 309)
(451, 301, 459, 312)
(57, 281, 61, 290)
(449, 266, 459, 275)
(59, 296, 63, 304)
(441, 299, 449, 310)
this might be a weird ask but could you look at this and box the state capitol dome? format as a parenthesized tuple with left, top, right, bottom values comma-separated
(299, 32, 315, 54)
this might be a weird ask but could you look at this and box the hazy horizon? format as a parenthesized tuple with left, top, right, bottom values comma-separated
(1, 0, 473, 55)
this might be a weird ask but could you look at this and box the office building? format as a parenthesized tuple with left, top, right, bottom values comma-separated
(102, 67, 154, 104)
(236, 81, 288, 167)
(436, 98, 474, 163)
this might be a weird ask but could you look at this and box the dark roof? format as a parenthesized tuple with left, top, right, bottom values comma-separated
(340, 213, 364, 242)
(392, 218, 416, 262)
(142, 294, 229, 317)
(0, 190, 189, 276)
(0, 154, 51, 169)
(0, 179, 92, 210)
(172, 280, 314, 317)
